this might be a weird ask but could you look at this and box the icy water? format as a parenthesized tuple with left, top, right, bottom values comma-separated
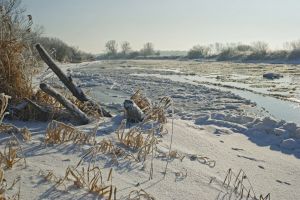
(134, 73, 300, 124)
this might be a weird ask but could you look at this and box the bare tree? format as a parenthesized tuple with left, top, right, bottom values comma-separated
(284, 40, 300, 50)
(105, 40, 118, 56)
(252, 41, 269, 54)
(141, 42, 155, 56)
(120, 41, 131, 55)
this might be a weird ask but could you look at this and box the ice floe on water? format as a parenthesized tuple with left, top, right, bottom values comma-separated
(63, 61, 300, 151)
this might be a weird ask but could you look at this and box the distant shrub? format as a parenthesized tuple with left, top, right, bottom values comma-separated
(236, 44, 253, 52)
(267, 50, 288, 60)
(217, 47, 239, 61)
(287, 49, 300, 60)
(37, 37, 94, 62)
(187, 45, 210, 59)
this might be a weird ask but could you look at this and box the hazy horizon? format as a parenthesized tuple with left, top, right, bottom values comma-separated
(24, 0, 300, 54)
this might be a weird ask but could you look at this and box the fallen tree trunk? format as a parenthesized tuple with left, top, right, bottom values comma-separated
(40, 83, 90, 124)
(36, 44, 88, 101)
(35, 43, 112, 117)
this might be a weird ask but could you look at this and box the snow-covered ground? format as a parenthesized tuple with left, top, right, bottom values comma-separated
(2, 60, 300, 199)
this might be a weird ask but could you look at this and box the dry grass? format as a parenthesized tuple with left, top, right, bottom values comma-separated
(56, 166, 116, 199)
(70, 98, 101, 119)
(39, 165, 116, 199)
(44, 120, 95, 145)
(131, 90, 171, 124)
(0, 136, 26, 169)
(0, 93, 10, 123)
(38, 170, 60, 183)
(131, 89, 152, 112)
(0, 168, 21, 200)
(19, 127, 31, 142)
(0, 0, 37, 104)
(143, 96, 172, 124)
(117, 120, 144, 150)
(116, 120, 159, 163)
(79, 139, 137, 167)
(0, 124, 32, 142)
(215, 168, 271, 200)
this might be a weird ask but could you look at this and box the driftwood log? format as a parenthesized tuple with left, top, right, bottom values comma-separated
(35, 44, 112, 117)
(123, 100, 144, 123)
(40, 83, 90, 124)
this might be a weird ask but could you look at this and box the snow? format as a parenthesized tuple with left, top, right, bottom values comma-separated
(3, 60, 300, 199)
(2, 118, 299, 200)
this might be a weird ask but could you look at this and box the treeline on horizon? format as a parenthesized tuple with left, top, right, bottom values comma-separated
(36, 36, 95, 63)
(2, 0, 300, 65)
(99, 40, 300, 62)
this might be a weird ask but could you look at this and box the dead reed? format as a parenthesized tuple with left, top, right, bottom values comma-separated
(215, 168, 271, 200)
(44, 120, 95, 145)
(0, 93, 10, 123)
(142, 96, 172, 124)
(0, 168, 21, 200)
(131, 89, 152, 112)
(39, 165, 116, 200)
(0, 0, 37, 104)
(78, 139, 137, 167)
(0, 136, 26, 169)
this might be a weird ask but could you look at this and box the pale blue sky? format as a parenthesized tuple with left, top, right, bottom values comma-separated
(24, 0, 300, 53)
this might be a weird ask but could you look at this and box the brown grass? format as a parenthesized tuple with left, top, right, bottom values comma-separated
(215, 168, 271, 200)
(78, 139, 137, 167)
(0, 136, 26, 169)
(143, 96, 172, 124)
(115, 119, 159, 162)
(39, 165, 116, 199)
(70, 98, 101, 119)
(45, 120, 95, 145)
(0, 93, 10, 123)
(131, 89, 152, 112)
(57, 166, 116, 200)
(0, 168, 21, 200)
(0, 124, 32, 142)
(0, 1, 37, 104)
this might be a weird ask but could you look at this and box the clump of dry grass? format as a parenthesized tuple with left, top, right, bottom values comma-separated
(39, 165, 117, 199)
(44, 120, 95, 145)
(0, 124, 32, 142)
(78, 139, 137, 167)
(0, 136, 26, 169)
(70, 98, 101, 119)
(130, 90, 171, 124)
(143, 96, 172, 124)
(131, 89, 152, 112)
(115, 120, 159, 163)
(117, 123, 144, 150)
(215, 168, 271, 200)
(50, 165, 116, 200)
